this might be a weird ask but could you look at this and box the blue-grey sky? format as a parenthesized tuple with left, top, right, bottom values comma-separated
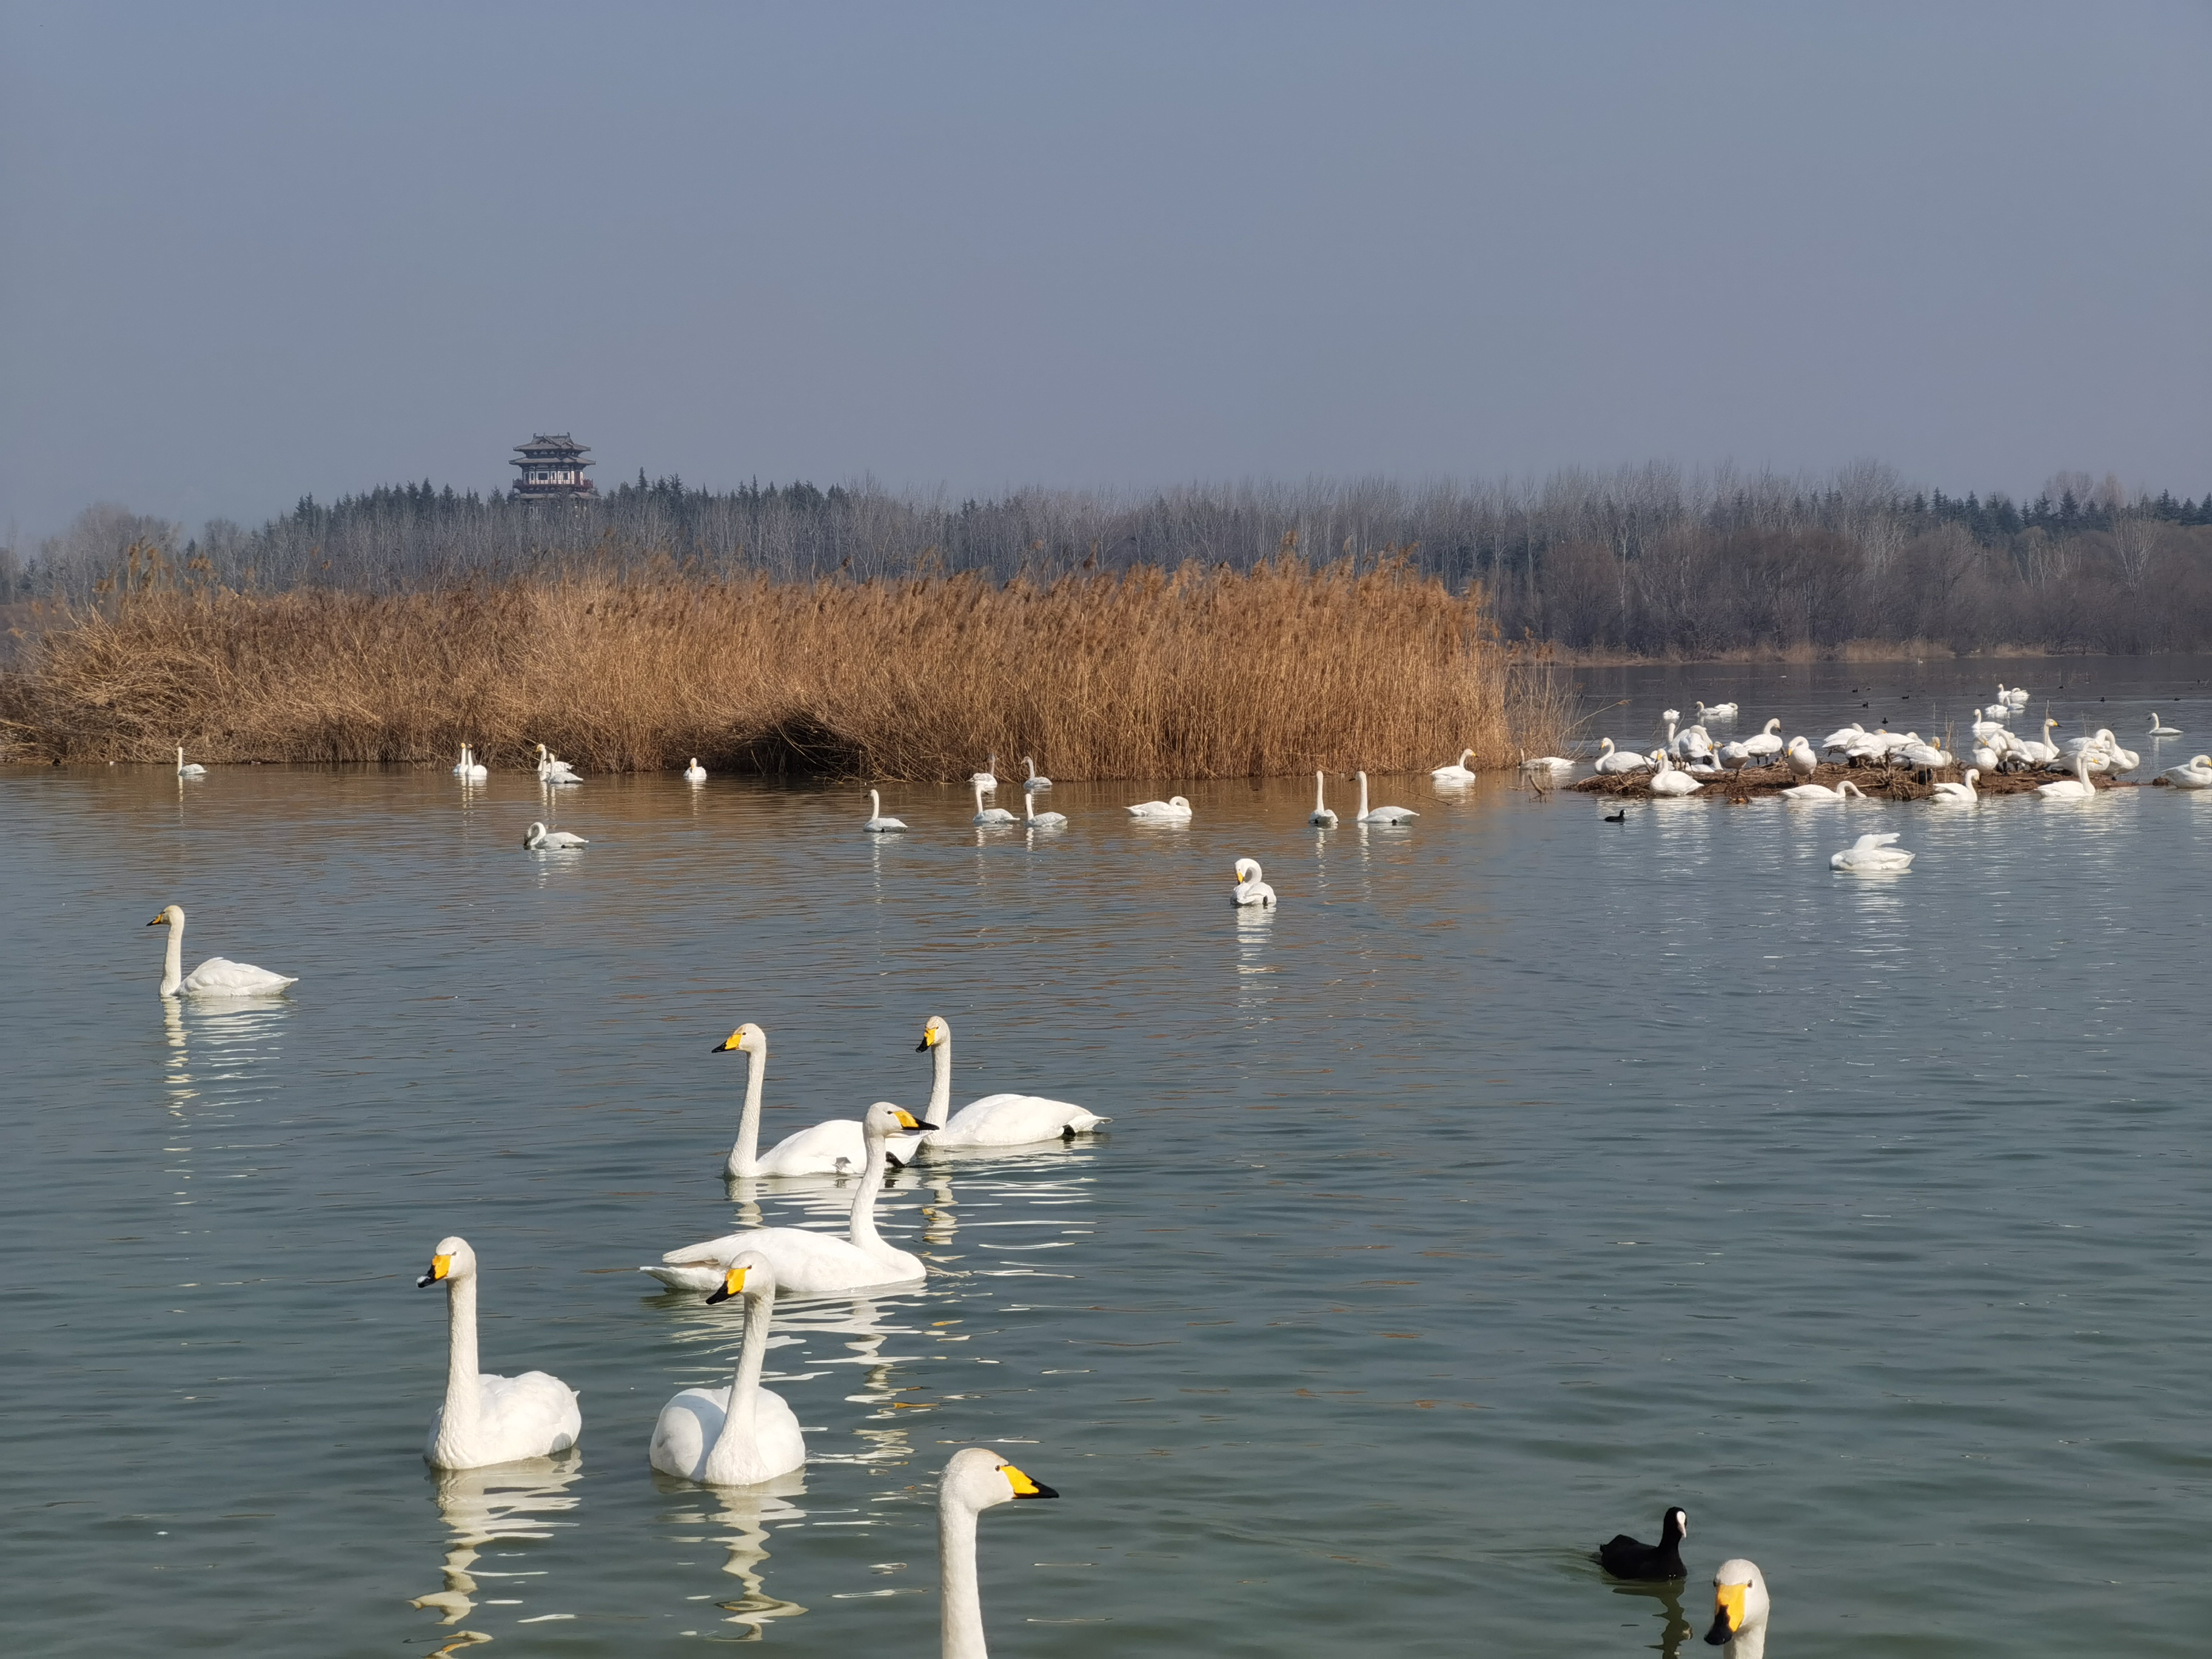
(3, 1, 2207, 541)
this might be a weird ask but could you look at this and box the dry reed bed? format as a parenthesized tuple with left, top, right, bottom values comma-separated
(1569, 760, 2137, 801)
(0, 562, 1569, 780)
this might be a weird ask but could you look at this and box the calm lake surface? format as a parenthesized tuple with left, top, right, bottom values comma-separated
(4, 656, 2208, 1657)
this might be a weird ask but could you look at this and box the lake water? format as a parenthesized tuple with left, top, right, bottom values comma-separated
(4, 656, 2208, 1657)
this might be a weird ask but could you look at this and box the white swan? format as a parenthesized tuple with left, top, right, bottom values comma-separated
(452, 745, 474, 777)
(1309, 770, 1337, 826)
(2036, 752, 2099, 800)
(1647, 751, 1701, 796)
(1429, 748, 1476, 783)
(938, 1447, 1058, 1659)
(1895, 738, 1949, 768)
(458, 745, 488, 781)
(2011, 718, 2062, 765)
(1695, 700, 1739, 722)
(1022, 791, 1068, 830)
(1782, 778, 1866, 802)
(2003, 683, 2031, 710)
(968, 754, 999, 793)
(417, 1236, 581, 1470)
(714, 1023, 920, 1178)
(971, 780, 1017, 826)
(1592, 737, 1651, 775)
(1735, 717, 1785, 765)
(1705, 1558, 1771, 1657)
(863, 789, 908, 833)
(1232, 857, 1278, 906)
(2162, 754, 2212, 788)
(1355, 772, 1418, 823)
(1126, 794, 1192, 820)
(1982, 702, 2012, 721)
(917, 1014, 1108, 1147)
(647, 1102, 934, 1296)
(1821, 722, 1866, 752)
(534, 745, 581, 783)
(1929, 767, 1980, 803)
(647, 1253, 806, 1486)
(2148, 712, 2183, 737)
(175, 745, 207, 778)
(1021, 756, 1052, 791)
(1830, 831, 1914, 871)
(1520, 754, 1576, 774)
(147, 905, 296, 997)
(684, 757, 708, 783)
(1785, 736, 1818, 779)
(523, 821, 588, 850)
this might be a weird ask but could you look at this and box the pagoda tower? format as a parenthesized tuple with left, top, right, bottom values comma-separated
(509, 434, 597, 499)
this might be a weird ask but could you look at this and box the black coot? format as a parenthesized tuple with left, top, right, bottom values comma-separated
(1598, 1505, 1687, 1579)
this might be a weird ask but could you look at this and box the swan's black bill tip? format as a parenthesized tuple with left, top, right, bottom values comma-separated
(705, 1284, 734, 1305)
(917, 1122, 941, 1132)
(1703, 1612, 1734, 1646)
(914, 1039, 930, 1051)
(415, 1272, 437, 1288)
(1014, 1480, 1059, 1500)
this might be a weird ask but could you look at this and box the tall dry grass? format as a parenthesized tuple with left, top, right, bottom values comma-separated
(0, 560, 1570, 779)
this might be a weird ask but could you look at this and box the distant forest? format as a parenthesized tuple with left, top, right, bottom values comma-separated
(11, 461, 2212, 657)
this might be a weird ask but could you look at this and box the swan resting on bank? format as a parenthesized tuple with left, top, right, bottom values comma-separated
(147, 905, 297, 997)
(417, 1236, 582, 1470)
(1592, 738, 1651, 775)
(1830, 832, 1914, 873)
(2163, 754, 2212, 788)
(917, 1014, 1108, 1147)
(647, 1254, 806, 1486)
(523, 821, 589, 850)
(1127, 794, 1192, 820)
(1705, 1558, 1771, 1656)
(715, 1022, 919, 1178)
(1232, 857, 1278, 907)
(863, 789, 908, 833)
(939, 1447, 1059, 1659)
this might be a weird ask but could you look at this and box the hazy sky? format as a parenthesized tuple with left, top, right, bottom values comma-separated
(3, 2, 2207, 541)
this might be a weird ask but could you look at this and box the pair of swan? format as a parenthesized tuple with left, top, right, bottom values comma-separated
(2163, 754, 2212, 788)
(147, 905, 297, 997)
(452, 745, 488, 781)
(972, 781, 1018, 825)
(524, 821, 588, 850)
(1930, 768, 1980, 803)
(1127, 794, 1191, 820)
(1430, 748, 1476, 783)
(534, 745, 581, 784)
(176, 745, 207, 778)
(683, 757, 708, 783)
(1232, 857, 1277, 906)
(714, 1023, 921, 1178)
(1695, 700, 1738, 722)
(864, 789, 908, 832)
(2037, 753, 2099, 800)
(1998, 682, 2031, 710)
(1721, 718, 1785, 768)
(1831, 832, 1914, 872)
(418, 1237, 581, 1469)
(1783, 778, 1866, 801)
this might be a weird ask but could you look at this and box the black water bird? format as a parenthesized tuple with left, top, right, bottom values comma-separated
(1600, 1506, 1688, 1580)
(1603, 807, 1626, 823)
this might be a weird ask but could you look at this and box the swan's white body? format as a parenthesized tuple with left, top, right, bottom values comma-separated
(971, 781, 1017, 826)
(939, 1448, 1059, 1659)
(968, 755, 999, 794)
(1309, 771, 1338, 826)
(534, 745, 581, 784)
(649, 1102, 933, 1296)
(863, 789, 908, 833)
(2013, 719, 2062, 765)
(1896, 740, 1949, 769)
(2037, 754, 2099, 800)
(459, 745, 488, 781)
(1355, 772, 1418, 823)
(523, 821, 588, 850)
(917, 1014, 1107, 1148)
(2148, 712, 2182, 736)
(716, 1024, 920, 1178)
(175, 745, 207, 778)
(1592, 737, 1651, 775)
(2162, 754, 2212, 788)
(2002, 683, 2030, 711)
(1021, 756, 1051, 791)
(1785, 736, 1818, 779)
(1521, 754, 1576, 774)
(1695, 701, 1739, 722)
(1970, 717, 2009, 742)
(683, 757, 708, 783)
(1782, 779, 1866, 802)
(1822, 722, 1866, 752)
(1706, 1558, 1771, 1657)
(1647, 752, 1701, 796)
(1929, 768, 1980, 804)
(1736, 717, 1785, 765)
(418, 1236, 581, 1470)
(648, 1254, 806, 1486)
(147, 905, 296, 997)
(1021, 790, 1068, 830)
(1232, 857, 1278, 907)
(1831, 831, 1914, 872)
(1126, 794, 1192, 820)
(1429, 748, 1476, 783)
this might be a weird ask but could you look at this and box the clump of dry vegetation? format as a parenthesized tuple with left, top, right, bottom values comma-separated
(0, 559, 1570, 779)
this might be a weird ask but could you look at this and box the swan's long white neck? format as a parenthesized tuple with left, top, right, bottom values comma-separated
(847, 1125, 897, 1260)
(161, 919, 184, 997)
(1724, 1623, 1767, 1658)
(726, 1044, 768, 1176)
(1313, 773, 1327, 812)
(1357, 774, 1370, 816)
(443, 1272, 481, 1439)
(928, 1036, 951, 1124)
(939, 1495, 987, 1659)
(707, 1285, 773, 1482)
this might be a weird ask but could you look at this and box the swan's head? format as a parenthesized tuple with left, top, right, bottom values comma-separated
(523, 820, 548, 846)
(712, 1022, 765, 1057)
(705, 1250, 776, 1306)
(941, 1445, 1059, 1516)
(917, 1014, 950, 1053)
(147, 903, 184, 928)
(864, 1100, 933, 1138)
(1663, 709, 1680, 723)
(417, 1235, 477, 1288)
(1234, 858, 1263, 883)
(1963, 768, 1980, 785)
(1170, 796, 1191, 809)
(1704, 1559, 1769, 1647)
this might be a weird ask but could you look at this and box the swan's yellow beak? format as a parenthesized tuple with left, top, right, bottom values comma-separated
(893, 1108, 922, 1130)
(712, 1028, 748, 1054)
(706, 1265, 748, 1304)
(1706, 1583, 1746, 1641)
(416, 1253, 452, 1288)
(917, 1025, 940, 1051)
(1001, 1462, 1059, 1499)
(147, 913, 169, 927)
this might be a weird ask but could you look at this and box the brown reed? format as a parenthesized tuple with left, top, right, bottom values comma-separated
(0, 558, 1570, 779)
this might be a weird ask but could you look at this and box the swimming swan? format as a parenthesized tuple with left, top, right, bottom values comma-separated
(714, 1023, 920, 1178)
(968, 754, 999, 793)
(2002, 683, 2031, 710)
(1021, 791, 1068, 830)
(684, 757, 708, 783)
(2162, 754, 2212, 788)
(1309, 771, 1338, 826)
(175, 746, 207, 778)
(1430, 748, 1476, 783)
(1592, 738, 1651, 775)
(1355, 772, 1418, 823)
(1695, 700, 1739, 722)
(647, 1253, 806, 1486)
(1705, 1558, 1771, 1656)
(534, 745, 581, 783)
(1781, 779, 1866, 802)
(648, 1102, 935, 1296)
(1232, 857, 1278, 907)
(460, 745, 488, 781)
(1831, 831, 1914, 872)
(1126, 794, 1192, 820)
(417, 1236, 581, 1470)
(1598, 1504, 1687, 1580)
(938, 1447, 1058, 1659)
(523, 822, 589, 850)
(2148, 712, 2183, 736)
(1021, 756, 1052, 791)
(147, 905, 296, 997)
(863, 789, 908, 833)
(971, 781, 1017, 826)
(1521, 754, 1576, 774)
(1930, 768, 1980, 804)
(917, 1014, 1108, 1147)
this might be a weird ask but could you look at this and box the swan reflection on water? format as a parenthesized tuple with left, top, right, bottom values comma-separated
(159, 994, 289, 1121)
(655, 1468, 810, 1640)
(411, 1452, 583, 1631)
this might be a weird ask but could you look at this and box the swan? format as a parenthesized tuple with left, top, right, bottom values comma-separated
(2002, 682, 2031, 710)
(1429, 748, 1476, 783)
(1520, 754, 1575, 774)
(1983, 703, 2012, 721)
(175, 746, 207, 778)
(863, 789, 908, 832)
(1232, 857, 1278, 906)
(714, 1022, 920, 1178)
(1781, 778, 1866, 801)
(1661, 709, 1684, 753)
(1705, 1559, 1770, 1656)
(534, 745, 581, 783)
(1736, 717, 1785, 765)
(1021, 791, 1068, 830)
(968, 754, 999, 793)
(1308, 771, 1337, 826)
(1929, 768, 1980, 804)
(523, 821, 588, 850)
(1695, 700, 1738, 722)
(647, 1102, 935, 1295)
(452, 745, 473, 777)
(2162, 754, 2212, 788)
(1830, 831, 1914, 871)
(1895, 739, 1949, 768)
(1021, 756, 1052, 791)
(938, 1447, 1058, 1659)
(2013, 719, 2062, 765)
(1821, 722, 1866, 752)
(972, 781, 1017, 826)
(1598, 1505, 1686, 1580)
(1126, 794, 1192, 820)
(684, 757, 708, 783)
(2149, 713, 2183, 737)
(1969, 717, 2009, 742)
(1355, 771, 1419, 823)
(1592, 737, 1651, 775)
(2037, 753, 2099, 800)
(648, 1253, 806, 1486)
(417, 1236, 581, 1470)
(1785, 736, 1818, 779)
(1647, 752, 1701, 796)
(460, 745, 488, 782)
(147, 905, 296, 997)
(1971, 739, 2002, 772)
(916, 1014, 1108, 1147)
